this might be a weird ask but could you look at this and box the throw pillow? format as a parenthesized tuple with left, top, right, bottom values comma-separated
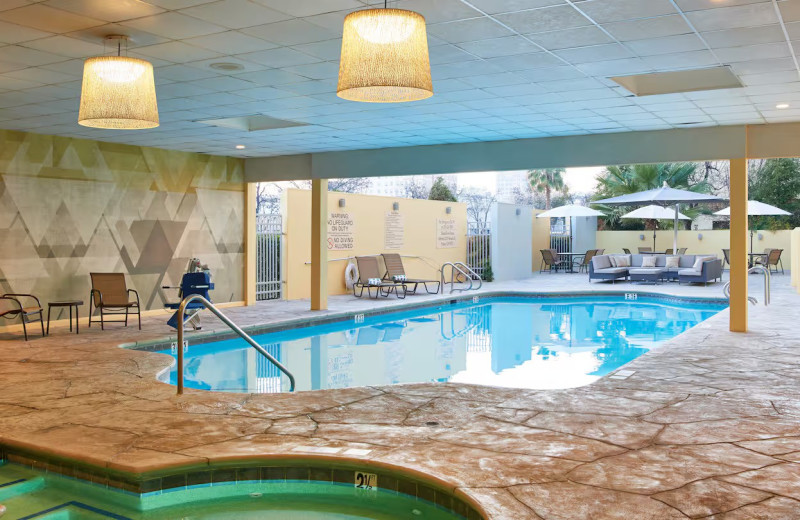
(665, 256, 680, 269)
(641, 256, 657, 268)
(615, 256, 631, 267)
(692, 256, 716, 271)
(608, 256, 618, 267)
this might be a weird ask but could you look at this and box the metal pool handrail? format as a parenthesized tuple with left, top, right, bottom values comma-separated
(175, 295, 295, 394)
(440, 262, 483, 294)
(722, 265, 770, 306)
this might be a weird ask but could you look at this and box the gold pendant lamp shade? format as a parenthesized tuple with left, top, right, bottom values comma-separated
(78, 36, 159, 129)
(337, 8, 433, 103)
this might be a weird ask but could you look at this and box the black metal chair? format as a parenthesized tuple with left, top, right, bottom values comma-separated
(0, 294, 44, 340)
(540, 249, 570, 273)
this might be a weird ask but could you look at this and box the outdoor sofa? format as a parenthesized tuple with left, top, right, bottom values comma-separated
(589, 253, 723, 285)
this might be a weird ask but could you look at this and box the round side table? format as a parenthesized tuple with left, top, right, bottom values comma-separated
(47, 300, 84, 335)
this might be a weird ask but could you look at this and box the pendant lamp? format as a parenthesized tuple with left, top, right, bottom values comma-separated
(78, 36, 159, 129)
(337, 2, 433, 103)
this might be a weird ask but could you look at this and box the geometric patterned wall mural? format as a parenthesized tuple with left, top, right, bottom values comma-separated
(0, 129, 244, 323)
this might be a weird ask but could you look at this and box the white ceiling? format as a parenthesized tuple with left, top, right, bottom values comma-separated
(1, 0, 800, 158)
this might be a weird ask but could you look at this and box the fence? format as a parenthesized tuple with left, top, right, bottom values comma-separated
(550, 233, 571, 253)
(466, 226, 490, 278)
(256, 214, 282, 300)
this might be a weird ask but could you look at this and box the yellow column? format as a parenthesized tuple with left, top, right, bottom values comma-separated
(245, 183, 257, 306)
(792, 227, 800, 292)
(311, 178, 328, 310)
(729, 158, 748, 332)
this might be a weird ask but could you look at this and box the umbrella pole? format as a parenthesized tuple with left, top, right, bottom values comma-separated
(653, 226, 656, 251)
(673, 204, 679, 253)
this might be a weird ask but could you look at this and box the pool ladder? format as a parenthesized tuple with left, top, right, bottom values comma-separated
(722, 265, 771, 306)
(175, 294, 295, 394)
(440, 262, 482, 294)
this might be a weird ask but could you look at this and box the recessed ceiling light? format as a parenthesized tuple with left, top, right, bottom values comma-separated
(235, 144, 246, 149)
(776, 103, 790, 109)
(210, 62, 244, 71)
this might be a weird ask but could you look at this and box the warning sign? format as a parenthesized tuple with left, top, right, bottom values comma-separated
(436, 219, 457, 249)
(328, 212, 354, 250)
(384, 212, 404, 250)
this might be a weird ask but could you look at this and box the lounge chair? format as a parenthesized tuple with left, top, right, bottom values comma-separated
(622, 248, 632, 254)
(638, 247, 651, 253)
(0, 293, 44, 340)
(678, 248, 687, 254)
(574, 249, 597, 274)
(540, 249, 570, 273)
(354, 256, 406, 299)
(381, 253, 440, 294)
(665, 249, 674, 255)
(722, 248, 730, 270)
(88, 273, 141, 330)
(755, 248, 784, 274)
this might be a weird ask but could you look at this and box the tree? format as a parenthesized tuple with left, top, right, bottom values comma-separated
(592, 162, 710, 230)
(254, 178, 373, 215)
(403, 177, 429, 199)
(461, 189, 496, 233)
(748, 158, 800, 229)
(428, 176, 458, 202)
(527, 168, 565, 210)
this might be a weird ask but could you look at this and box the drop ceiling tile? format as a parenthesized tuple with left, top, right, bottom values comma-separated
(282, 61, 339, 80)
(43, 0, 165, 22)
(730, 57, 796, 75)
(122, 11, 227, 39)
(460, 72, 529, 88)
(68, 23, 171, 47)
(702, 24, 785, 48)
(497, 4, 592, 34)
(625, 34, 706, 56)
(0, 20, 53, 44)
(466, 0, 566, 14)
(538, 77, 606, 93)
(555, 43, 634, 64)
(603, 14, 692, 41)
(156, 64, 219, 81)
(432, 59, 505, 79)
(575, 57, 651, 75)
(276, 80, 335, 95)
(292, 39, 343, 61)
(181, 0, 291, 29)
(398, 0, 484, 24)
(515, 65, 585, 81)
(577, 0, 676, 23)
(714, 42, 792, 62)
(241, 19, 337, 46)
(642, 50, 719, 70)
(0, 4, 105, 33)
(428, 17, 513, 44)
(254, 0, 361, 18)
(739, 70, 800, 86)
(135, 41, 223, 62)
(779, 0, 800, 22)
(188, 56, 267, 75)
(0, 0, 36, 12)
(0, 75, 44, 90)
(6, 67, 76, 85)
(236, 68, 310, 85)
(784, 21, 800, 39)
(240, 47, 321, 67)
(22, 35, 106, 59)
(185, 31, 278, 54)
(485, 52, 565, 72)
(527, 26, 612, 50)
(482, 83, 544, 97)
(457, 36, 541, 58)
(0, 45, 68, 68)
(685, 3, 778, 31)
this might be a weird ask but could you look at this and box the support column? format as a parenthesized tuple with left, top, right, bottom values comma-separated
(245, 183, 257, 306)
(729, 158, 748, 332)
(311, 178, 328, 310)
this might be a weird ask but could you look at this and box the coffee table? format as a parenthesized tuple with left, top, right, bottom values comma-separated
(47, 300, 83, 335)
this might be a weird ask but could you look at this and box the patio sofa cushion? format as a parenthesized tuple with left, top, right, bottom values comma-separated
(629, 267, 665, 275)
(594, 267, 628, 275)
(678, 268, 701, 276)
(592, 256, 612, 270)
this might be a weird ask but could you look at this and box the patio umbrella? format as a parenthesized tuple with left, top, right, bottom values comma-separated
(536, 204, 605, 218)
(621, 205, 690, 251)
(713, 200, 791, 257)
(595, 182, 725, 253)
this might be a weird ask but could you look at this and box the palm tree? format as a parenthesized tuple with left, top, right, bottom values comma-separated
(527, 169, 565, 210)
(592, 163, 711, 229)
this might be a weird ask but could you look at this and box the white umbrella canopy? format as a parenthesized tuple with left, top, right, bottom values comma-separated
(621, 205, 690, 251)
(714, 200, 791, 256)
(595, 182, 725, 252)
(536, 204, 605, 218)
(621, 205, 691, 220)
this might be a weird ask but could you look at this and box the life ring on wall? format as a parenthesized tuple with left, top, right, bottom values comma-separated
(344, 262, 358, 290)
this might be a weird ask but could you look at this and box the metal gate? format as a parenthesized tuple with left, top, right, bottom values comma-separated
(256, 214, 282, 300)
(549, 217, 571, 253)
(466, 226, 490, 278)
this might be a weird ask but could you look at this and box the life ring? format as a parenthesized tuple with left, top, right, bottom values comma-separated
(344, 262, 358, 290)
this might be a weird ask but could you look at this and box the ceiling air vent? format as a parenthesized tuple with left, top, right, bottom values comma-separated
(196, 115, 308, 132)
(610, 66, 742, 97)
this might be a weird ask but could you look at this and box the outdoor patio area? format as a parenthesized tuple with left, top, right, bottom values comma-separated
(0, 272, 796, 519)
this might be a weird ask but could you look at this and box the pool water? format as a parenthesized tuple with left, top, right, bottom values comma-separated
(156, 296, 724, 394)
(0, 463, 461, 519)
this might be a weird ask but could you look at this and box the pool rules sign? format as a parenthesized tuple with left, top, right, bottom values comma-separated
(328, 212, 354, 250)
(437, 218, 457, 249)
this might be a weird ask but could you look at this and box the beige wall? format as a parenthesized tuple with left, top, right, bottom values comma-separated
(282, 190, 467, 300)
(0, 129, 245, 329)
(596, 229, 793, 266)
(531, 209, 550, 271)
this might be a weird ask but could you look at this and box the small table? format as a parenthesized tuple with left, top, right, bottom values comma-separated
(748, 252, 766, 268)
(47, 300, 83, 335)
(558, 252, 587, 273)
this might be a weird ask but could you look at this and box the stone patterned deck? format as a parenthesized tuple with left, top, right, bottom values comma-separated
(1, 272, 798, 519)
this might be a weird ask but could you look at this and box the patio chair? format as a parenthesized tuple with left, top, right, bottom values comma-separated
(354, 256, 407, 299)
(595, 249, 605, 254)
(381, 253, 440, 294)
(0, 294, 44, 340)
(665, 249, 674, 255)
(722, 249, 730, 270)
(622, 248, 631, 254)
(574, 249, 597, 274)
(540, 249, 570, 273)
(755, 248, 784, 274)
(678, 248, 687, 254)
(88, 273, 141, 330)
(638, 247, 651, 253)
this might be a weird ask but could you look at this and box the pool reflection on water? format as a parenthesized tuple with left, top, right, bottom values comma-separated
(158, 296, 724, 393)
